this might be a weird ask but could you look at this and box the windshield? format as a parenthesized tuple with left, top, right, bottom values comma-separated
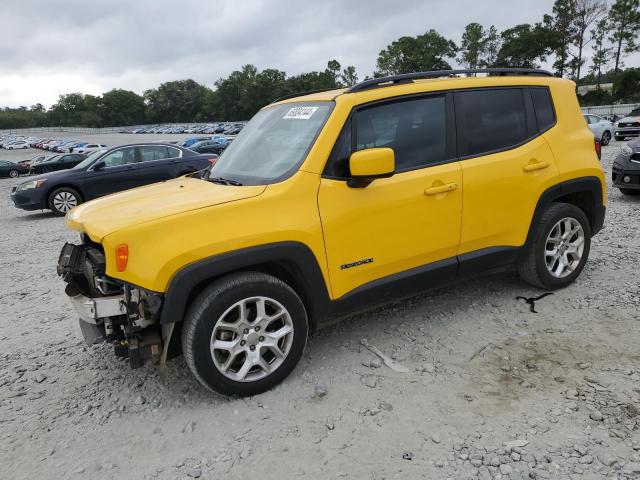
(73, 149, 106, 170)
(208, 102, 333, 185)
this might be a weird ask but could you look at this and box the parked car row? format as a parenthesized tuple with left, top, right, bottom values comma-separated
(125, 122, 245, 135)
(0, 134, 108, 154)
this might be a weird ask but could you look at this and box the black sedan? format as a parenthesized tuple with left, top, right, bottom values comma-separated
(29, 153, 87, 174)
(0, 160, 29, 178)
(11, 143, 217, 215)
(612, 138, 640, 196)
(190, 141, 227, 155)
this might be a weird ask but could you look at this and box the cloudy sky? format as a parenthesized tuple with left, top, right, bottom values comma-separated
(0, 0, 635, 107)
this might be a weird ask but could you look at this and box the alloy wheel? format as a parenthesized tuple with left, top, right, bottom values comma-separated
(544, 217, 585, 278)
(210, 296, 294, 382)
(52, 191, 78, 213)
(9, 170, 18, 178)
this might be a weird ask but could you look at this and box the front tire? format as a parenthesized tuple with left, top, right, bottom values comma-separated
(8, 169, 19, 178)
(518, 203, 591, 290)
(601, 131, 611, 146)
(182, 272, 308, 397)
(48, 187, 81, 216)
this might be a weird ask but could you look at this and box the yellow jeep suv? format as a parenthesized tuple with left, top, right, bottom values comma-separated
(57, 69, 606, 397)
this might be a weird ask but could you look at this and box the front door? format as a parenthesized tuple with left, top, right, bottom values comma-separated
(82, 146, 141, 199)
(318, 93, 462, 299)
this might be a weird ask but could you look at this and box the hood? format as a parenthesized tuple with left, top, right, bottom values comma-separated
(618, 115, 640, 123)
(18, 169, 83, 184)
(66, 177, 266, 241)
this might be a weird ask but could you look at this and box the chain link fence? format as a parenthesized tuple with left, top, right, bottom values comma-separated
(581, 103, 640, 116)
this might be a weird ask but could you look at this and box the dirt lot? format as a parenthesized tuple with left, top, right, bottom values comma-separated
(1, 138, 639, 480)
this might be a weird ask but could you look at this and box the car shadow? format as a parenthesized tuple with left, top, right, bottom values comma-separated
(15, 211, 55, 221)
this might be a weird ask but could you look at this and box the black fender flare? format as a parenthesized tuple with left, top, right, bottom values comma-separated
(523, 176, 605, 252)
(159, 241, 330, 325)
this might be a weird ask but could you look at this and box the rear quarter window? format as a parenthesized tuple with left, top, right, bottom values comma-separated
(530, 87, 556, 132)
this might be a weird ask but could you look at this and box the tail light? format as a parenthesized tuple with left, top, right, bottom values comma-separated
(207, 155, 218, 166)
(594, 138, 601, 160)
(115, 244, 129, 272)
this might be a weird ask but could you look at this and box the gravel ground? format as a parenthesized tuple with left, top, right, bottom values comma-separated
(0, 138, 639, 480)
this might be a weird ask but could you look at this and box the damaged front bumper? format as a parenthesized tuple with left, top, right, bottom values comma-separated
(57, 242, 167, 369)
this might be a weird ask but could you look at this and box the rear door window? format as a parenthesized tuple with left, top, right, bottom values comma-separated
(455, 88, 529, 157)
(139, 146, 170, 162)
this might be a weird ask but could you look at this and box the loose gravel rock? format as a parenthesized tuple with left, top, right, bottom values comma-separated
(0, 139, 639, 479)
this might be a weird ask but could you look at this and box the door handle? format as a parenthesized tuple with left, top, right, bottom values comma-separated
(424, 182, 458, 196)
(523, 160, 550, 172)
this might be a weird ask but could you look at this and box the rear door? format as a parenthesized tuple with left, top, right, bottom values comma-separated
(136, 145, 184, 183)
(455, 87, 559, 264)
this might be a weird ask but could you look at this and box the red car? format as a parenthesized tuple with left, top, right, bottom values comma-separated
(18, 154, 47, 169)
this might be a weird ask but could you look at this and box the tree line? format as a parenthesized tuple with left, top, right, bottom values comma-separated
(1, 0, 638, 129)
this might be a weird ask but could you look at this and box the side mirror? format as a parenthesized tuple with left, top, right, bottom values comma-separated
(348, 148, 395, 188)
(92, 161, 105, 171)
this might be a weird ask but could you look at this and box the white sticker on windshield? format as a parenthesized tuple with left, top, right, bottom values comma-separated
(283, 106, 319, 120)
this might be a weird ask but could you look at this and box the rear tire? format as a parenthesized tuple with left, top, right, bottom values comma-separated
(8, 169, 19, 178)
(518, 203, 591, 290)
(48, 187, 81, 216)
(182, 272, 308, 397)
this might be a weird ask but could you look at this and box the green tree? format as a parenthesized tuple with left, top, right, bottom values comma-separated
(544, 0, 579, 77)
(589, 18, 612, 88)
(573, 0, 607, 82)
(459, 23, 485, 69)
(48, 93, 100, 126)
(613, 67, 640, 100)
(609, 0, 640, 78)
(99, 89, 146, 126)
(375, 30, 457, 76)
(480, 25, 501, 67)
(494, 24, 552, 68)
(144, 79, 211, 123)
(340, 65, 359, 87)
(325, 59, 342, 85)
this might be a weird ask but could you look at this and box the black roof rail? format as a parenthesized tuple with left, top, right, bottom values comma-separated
(346, 68, 554, 93)
(272, 88, 342, 103)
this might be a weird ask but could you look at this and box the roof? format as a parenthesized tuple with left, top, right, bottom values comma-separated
(274, 69, 565, 106)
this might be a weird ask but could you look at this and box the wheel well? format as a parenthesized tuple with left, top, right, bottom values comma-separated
(44, 184, 84, 206)
(552, 190, 596, 229)
(180, 260, 318, 329)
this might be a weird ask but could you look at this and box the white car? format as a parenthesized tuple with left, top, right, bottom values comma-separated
(584, 114, 613, 146)
(614, 107, 640, 141)
(75, 143, 108, 154)
(6, 141, 30, 150)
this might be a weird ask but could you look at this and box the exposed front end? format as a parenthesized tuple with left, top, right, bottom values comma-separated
(612, 144, 640, 191)
(57, 240, 166, 368)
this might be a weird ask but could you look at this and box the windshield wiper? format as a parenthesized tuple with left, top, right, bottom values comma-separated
(209, 176, 243, 186)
